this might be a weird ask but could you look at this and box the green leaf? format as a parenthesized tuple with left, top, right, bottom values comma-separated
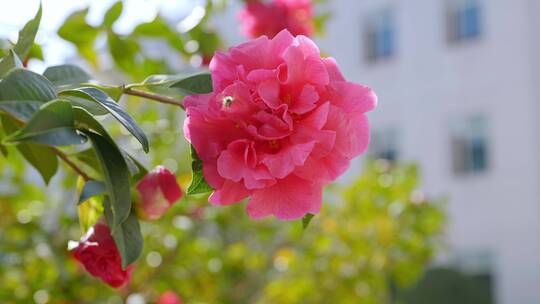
(187, 145, 213, 195)
(104, 1, 123, 28)
(43, 64, 92, 87)
(104, 198, 143, 269)
(13, 4, 42, 60)
(0, 69, 57, 101)
(78, 195, 104, 233)
(7, 99, 86, 147)
(28, 42, 44, 61)
(302, 213, 315, 229)
(1, 114, 58, 184)
(0, 100, 42, 121)
(60, 87, 149, 152)
(72, 148, 100, 171)
(107, 32, 139, 74)
(58, 8, 99, 66)
(118, 149, 148, 182)
(84, 131, 131, 231)
(73, 106, 110, 136)
(78, 180, 106, 205)
(0, 123, 7, 156)
(0, 50, 23, 78)
(170, 73, 213, 95)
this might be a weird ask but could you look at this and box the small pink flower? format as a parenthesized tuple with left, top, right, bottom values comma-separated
(239, 0, 314, 38)
(158, 291, 183, 304)
(136, 166, 183, 220)
(71, 223, 133, 288)
(183, 30, 377, 220)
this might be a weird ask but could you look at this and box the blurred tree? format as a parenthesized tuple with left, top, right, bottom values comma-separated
(0, 160, 446, 303)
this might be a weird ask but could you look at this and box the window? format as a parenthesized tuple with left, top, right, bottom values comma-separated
(447, 0, 482, 42)
(364, 9, 395, 62)
(451, 115, 488, 175)
(370, 128, 398, 161)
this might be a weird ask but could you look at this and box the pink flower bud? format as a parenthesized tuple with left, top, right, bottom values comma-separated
(136, 166, 183, 220)
(158, 291, 183, 304)
(71, 223, 133, 288)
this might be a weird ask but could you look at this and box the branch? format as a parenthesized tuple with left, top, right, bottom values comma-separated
(122, 87, 185, 110)
(53, 148, 92, 182)
(0, 110, 93, 181)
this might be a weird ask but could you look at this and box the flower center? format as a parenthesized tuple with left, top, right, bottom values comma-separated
(222, 95, 234, 107)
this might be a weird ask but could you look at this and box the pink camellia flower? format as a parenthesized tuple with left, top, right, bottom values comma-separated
(71, 223, 133, 288)
(183, 30, 376, 220)
(239, 0, 314, 38)
(135, 166, 183, 220)
(158, 291, 183, 304)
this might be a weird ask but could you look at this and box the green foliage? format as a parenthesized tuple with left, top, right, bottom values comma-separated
(0, 50, 23, 77)
(6, 99, 86, 147)
(43, 64, 92, 87)
(104, 199, 143, 269)
(187, 145, 214, 195)
(57, 8, 100, 66)
(103, 1, 123, 28)
(0, 69, 56, 101)
(85, 131, 132, 232)
(171, 73, 213, 95)
(13, 4, 42, 60)
(78, 180, 106, 205)
(61, 87, 149, 152)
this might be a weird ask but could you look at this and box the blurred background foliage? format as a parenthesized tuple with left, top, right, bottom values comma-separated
(0, 1, 447, 303)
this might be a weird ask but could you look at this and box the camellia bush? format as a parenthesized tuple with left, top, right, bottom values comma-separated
(0, 1, 445, 303)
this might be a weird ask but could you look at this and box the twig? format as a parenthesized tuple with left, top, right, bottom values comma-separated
(122, 87, 185, 110)
(0, 110, 93, 181)
(53, 148, 92, 181)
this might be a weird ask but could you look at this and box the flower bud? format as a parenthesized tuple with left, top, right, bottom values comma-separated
(136, 166, 183, 220)
(71, 223, 133, 288)
(158, 291, 183, 304)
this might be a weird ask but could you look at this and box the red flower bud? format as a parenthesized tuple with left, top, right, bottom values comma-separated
(136, 166, 183, 220)
(71, 223, 133, 288)
(158, 291, 183, 304)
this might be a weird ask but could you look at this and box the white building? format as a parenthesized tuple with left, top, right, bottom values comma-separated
(215, 0, 540, 303)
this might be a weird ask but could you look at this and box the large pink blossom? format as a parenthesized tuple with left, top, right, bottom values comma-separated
(184, 30, 376, 220)
(239, 0, 314, 38)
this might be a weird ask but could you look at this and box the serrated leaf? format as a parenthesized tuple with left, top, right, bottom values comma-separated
(0, 50, 23, 78)
(0, 100, 42, 121)
(84, 131, 131, 231)
(78, 180, 106, 205)
(170, 73, 213, 95)
(104, 198, 143, 269)
(0, 69, 57, 101)
(104, 1, 123, 27)
(1, 114, 58, 184)
(187, 145, 213, 195)
(302, 213, 315, 229)
(7, 99, 86, 147)
(13, 4, 42, 60)
(60, 87, 149, 152)
(43, 64, 92, 87)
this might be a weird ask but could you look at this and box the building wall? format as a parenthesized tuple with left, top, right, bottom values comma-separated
(214, 1, 540, 302)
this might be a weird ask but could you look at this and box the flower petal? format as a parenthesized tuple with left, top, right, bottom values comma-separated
(246, 175, 322, 220)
